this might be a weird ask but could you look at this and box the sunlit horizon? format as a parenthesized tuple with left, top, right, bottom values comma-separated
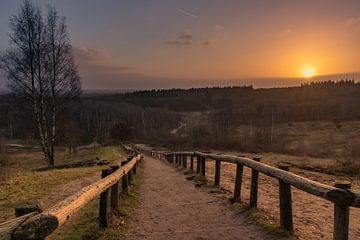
(1, 0, 360, 89)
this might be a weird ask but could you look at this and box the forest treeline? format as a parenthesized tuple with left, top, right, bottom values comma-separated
(0, 80, 359, 150)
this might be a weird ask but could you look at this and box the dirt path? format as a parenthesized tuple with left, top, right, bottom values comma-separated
(122, 156, 289, 240)
(203, 160, 360, 240)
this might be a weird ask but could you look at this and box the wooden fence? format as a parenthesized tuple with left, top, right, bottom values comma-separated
(0, 145, 142, 240)
(143, 148, 360, 240)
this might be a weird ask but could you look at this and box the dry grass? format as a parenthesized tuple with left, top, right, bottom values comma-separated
(0, 146, 125, 222)
(49, 165, 144, 240)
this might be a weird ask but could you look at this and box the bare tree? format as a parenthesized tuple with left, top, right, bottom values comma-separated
(0, 0, 81, 167)
(45, 6, 81, 164)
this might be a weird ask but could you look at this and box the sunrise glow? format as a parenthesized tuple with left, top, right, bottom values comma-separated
(303, 68, 315, 78)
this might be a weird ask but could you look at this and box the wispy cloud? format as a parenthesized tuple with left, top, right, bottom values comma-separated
(202, 40, 215, 47)
(167, 31, 193, 47)
(282, 28, 292, 35)
(167, 31, 215, 48)
(214, 24, 225, 32)
(344, 16, 360, 30)
(74, 47, 110, 62)
(73, 46, 130, 72)
(175, 8, 199, 19)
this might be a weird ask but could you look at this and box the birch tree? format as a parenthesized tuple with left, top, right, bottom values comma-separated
(0, 0, 81, 167)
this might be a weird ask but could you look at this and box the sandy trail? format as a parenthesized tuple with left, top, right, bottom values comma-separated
(203, 160, 360, 240)
(122, 156, 289, 240)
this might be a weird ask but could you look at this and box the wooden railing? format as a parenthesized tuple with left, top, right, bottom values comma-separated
(0, 145, 142, 240)
(144, 148, 360, 240)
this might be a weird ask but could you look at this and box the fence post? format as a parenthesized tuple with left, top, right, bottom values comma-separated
(14, 202, 43, 217)
(278, 164, 293, 232)
(121, 160, 129, 195)
(233, 163, 244, 202)
(201, 157, 206, 176)
(127, 156, 133, 183)
(190, 156, 194, 171)
(250, 157, 261, 208)
(183, 155, 187, 168)
(196, 156, 201, 174)
(110, 165, 120, 211)
(333, 181, 351, 240)
(133, 160, 137, 175)
(99, 168, 112, 228)
(214, 160, 221, 186)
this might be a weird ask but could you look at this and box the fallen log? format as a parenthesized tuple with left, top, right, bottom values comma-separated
(36, 159, 109, 171)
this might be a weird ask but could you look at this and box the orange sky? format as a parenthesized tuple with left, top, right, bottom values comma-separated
(1, 0, 360, 89)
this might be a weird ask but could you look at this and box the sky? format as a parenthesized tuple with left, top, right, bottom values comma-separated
(1, 0, 360, 90)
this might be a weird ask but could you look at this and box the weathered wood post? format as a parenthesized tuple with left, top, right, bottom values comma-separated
(14, 202, 43, 217)
(333, 181, 351, 240)
(110, 165, 120, 211)
(175, 154, 179, 165)
(133, 160, 137, 175)
(214, 159, 221, 186)
(278, 164, 293, 232)
(121, 160, 129, 195)
(196, 156, 201, 174)
(183, 155, 187, 168)
(201, 157, 206, 176)
(127, 156, 133, 184)
(99, 168, 112, 228)
(190, 156, 194, 171)
(233, 163, 244, 202)
(250, 157, 261, 208)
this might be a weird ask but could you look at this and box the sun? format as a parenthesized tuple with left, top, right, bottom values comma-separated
(302, 68, 315, 78)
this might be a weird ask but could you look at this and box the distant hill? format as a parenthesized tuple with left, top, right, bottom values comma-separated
(81, 89, 135, 96)
(1, 80, 360, 146)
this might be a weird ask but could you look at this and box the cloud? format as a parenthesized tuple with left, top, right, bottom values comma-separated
(167, 31, 193, 47)
(214, 24, 225, 32)
(202, 40, 215, 47)
(282, 28, 292, 35)
(72, 46, 137, 89)
(73, 46, 130, 73)
(344, 17, 360, 30)
(73, 47, 109, 62)
(167, 31, 214, 48)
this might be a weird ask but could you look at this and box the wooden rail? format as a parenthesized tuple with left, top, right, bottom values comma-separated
(143, 148, 360, 240)
(0, 145, 142, 240)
